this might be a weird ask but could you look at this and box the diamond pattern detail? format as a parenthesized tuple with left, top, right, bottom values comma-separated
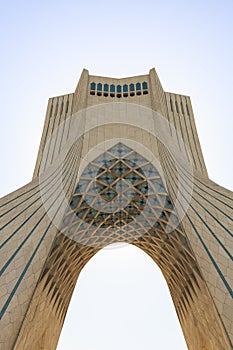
(97, 172, 117, 185)
(111, 161, 130, 177)
(62, 143, 179, 248)
(101, 188, 118, 202)
(108, 143, 132, 157)
(124, 171, 144, 184)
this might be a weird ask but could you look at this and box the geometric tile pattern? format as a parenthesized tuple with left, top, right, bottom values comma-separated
(60, 143, 176, 247)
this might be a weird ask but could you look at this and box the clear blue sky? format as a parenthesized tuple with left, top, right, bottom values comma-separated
(0, 1, 233, 349)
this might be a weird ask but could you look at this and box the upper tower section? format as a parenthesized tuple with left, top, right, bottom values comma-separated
(71, 68, 166, 114)
(33, 68, 208, 179)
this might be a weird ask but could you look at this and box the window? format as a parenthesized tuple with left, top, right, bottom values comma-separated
(90, 82, 96, 90)
(123, 84, 128, 97)
(97, 83, 102, 91)
(110, 84, 115, 92)
(136, 82, 141, 95)
(103, 84, 109, 97)
(142, 82, 148, 90)
(90, 82, 149, 98)
(117, 85, 122, 98)
(117, 85, 122, 93)
(97, 83, 102, 96)
(175, 100, 179, 113)
(130, 84, 135, 91)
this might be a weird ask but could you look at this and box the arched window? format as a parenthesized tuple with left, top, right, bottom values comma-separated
(90, 82, 96, 90)
(142, 82, 148, 90)
(110, 84, 115, 93)
(117, 85, 122, 93)
(130, 84, 135, 92)
(136, 82, 141, 91)
(97, 83, 102, 91)
(88, 82, 151, 98)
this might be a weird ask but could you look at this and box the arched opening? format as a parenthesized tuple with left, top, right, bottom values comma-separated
(117, 85, 122, 98)
(97, 83, 102, 96)
(57, 244, 187, 350)
(142, 81, 148, 94)
(123, 84, 128, 97)
(110, 84, 115, 97)
(142, 81, 148, 90)
(136, 82, 141, 95)
(104, 84, 109, 97)
(11, 141, 231, 350)
(90, 82, 96, 91)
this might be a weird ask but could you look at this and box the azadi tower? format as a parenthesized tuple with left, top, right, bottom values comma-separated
(0, 68, 232, 350)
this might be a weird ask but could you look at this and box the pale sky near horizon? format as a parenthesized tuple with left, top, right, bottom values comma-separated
(0, 1, 233, 349)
